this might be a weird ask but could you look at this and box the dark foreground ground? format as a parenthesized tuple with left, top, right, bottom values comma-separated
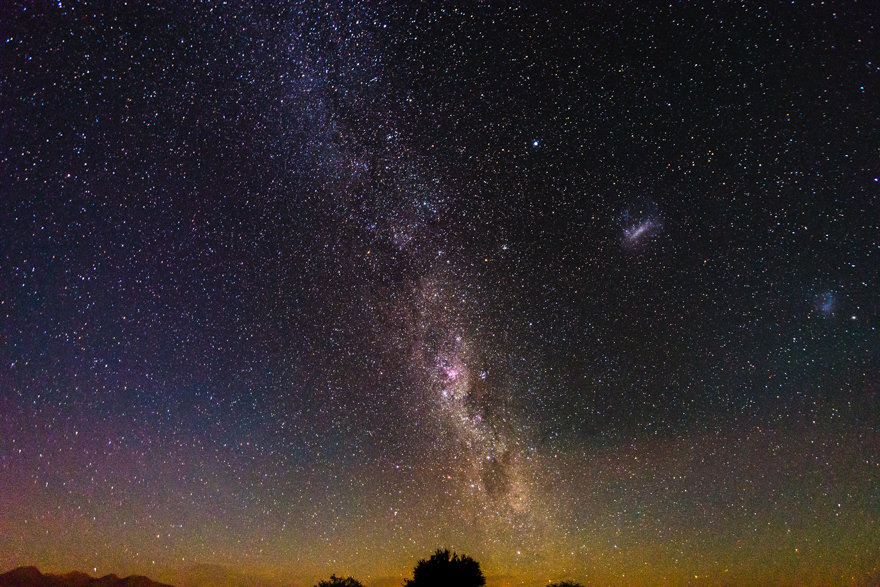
(0, 567, 173, 587)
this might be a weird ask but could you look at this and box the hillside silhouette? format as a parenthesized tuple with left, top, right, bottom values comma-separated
(0, 566, 173, 587)
(156, 564, 292, 587)
(3, 550, 583, 587)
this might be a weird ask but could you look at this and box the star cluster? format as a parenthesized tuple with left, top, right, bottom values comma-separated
(1, 2, 878, 586)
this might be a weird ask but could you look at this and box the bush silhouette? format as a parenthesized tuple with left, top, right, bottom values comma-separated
(315, 574, 365, 587)
(404, 548, 485, 587)
(549, 582, 585, 587)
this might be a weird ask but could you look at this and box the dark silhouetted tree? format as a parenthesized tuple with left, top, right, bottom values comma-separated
(549, 582, 585, 587)
(403, 548, 485, 587)
(315, 574, 365, 587)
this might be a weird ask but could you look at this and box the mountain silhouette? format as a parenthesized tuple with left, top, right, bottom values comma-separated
(0, 566, 173, 587)
(156, 563, 292, 587)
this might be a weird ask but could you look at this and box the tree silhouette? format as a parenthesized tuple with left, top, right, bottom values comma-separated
(548, 582, 585, 587)
(403, 548, 485, 587)
(315, 574, 365, 587)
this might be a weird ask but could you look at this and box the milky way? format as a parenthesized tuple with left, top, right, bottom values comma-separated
(1, 3, 878, 586)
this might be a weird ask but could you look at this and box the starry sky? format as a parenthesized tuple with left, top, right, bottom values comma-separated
(1, 2, 879, 586)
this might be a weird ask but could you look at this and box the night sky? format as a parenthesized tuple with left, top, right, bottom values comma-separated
(1, 2, 879, 586)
